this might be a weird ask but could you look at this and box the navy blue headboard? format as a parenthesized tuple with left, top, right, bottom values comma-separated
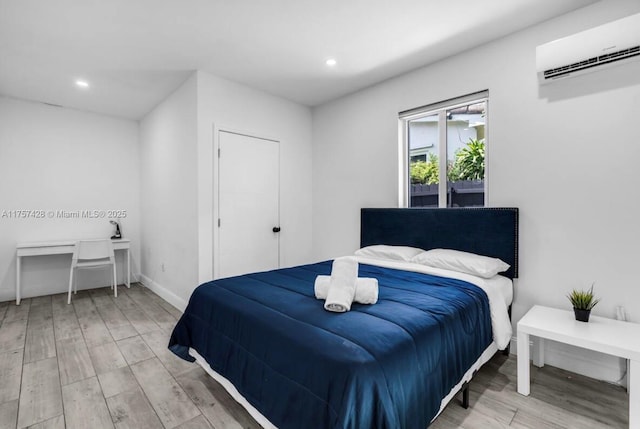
(360, 208, 519, 279)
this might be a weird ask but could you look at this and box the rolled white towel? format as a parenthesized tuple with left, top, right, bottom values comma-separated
(324, 257, 358, 312)
(314, 275, 378, 305)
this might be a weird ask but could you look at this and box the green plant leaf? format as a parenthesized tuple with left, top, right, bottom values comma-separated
(410, 153, 440, 184)
(567, 284, 600, 310)
(450, 138, 485, 181)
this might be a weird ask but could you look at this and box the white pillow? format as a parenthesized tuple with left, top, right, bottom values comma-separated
(355, 245, 425, 262)
(410, 248, 510, 278)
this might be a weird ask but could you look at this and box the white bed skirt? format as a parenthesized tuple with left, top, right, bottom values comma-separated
(190, 341, 499, 428)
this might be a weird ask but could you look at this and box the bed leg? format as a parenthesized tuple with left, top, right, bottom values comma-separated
(502, 343, 510, 356)
(502, 304, 512, 356)
(461, 382, 470, 409)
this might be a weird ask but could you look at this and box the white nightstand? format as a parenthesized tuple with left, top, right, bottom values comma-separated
(517, 305, 640, 428)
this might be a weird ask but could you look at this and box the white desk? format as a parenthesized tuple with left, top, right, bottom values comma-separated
(16, 239, 131, 305)
(517, 305, 640, 428)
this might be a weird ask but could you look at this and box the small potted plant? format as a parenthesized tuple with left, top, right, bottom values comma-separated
(567, 284, 600, 322)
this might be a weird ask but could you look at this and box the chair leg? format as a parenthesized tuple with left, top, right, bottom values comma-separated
(68, 267, 74, 304)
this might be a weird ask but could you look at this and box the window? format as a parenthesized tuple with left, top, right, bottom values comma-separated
(399, 91, 488, 208)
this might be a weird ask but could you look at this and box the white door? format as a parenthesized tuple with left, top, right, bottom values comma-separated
(218, 131, 280, 278)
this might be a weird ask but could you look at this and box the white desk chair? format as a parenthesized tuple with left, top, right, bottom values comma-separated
(68, 239, 117, 304)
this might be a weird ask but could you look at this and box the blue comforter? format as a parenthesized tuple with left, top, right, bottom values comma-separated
(169, 261, 492, 429)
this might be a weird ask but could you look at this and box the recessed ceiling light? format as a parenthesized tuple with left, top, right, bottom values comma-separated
(325, 58, 337, 67)
(75, 80, 90, 88)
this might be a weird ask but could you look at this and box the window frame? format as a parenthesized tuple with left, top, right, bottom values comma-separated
(398, 90, 489, 208)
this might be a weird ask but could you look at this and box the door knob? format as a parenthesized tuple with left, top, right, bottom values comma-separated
(272, 227, 281, 233)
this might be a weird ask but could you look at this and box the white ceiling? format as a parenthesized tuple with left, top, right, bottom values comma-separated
(0, 0, 598, 120)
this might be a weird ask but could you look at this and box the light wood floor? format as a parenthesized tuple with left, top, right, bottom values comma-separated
(0, 284, 628, 429)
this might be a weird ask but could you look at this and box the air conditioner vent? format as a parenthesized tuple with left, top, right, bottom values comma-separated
(536, 13, 640, 84)
(543, 45, 640, 80)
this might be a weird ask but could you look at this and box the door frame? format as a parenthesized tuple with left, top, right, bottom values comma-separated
(212, 124, 281, 279)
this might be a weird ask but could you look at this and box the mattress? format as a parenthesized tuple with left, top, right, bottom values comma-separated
(169, 259, 512, 429)
(354, 256, 514, 347)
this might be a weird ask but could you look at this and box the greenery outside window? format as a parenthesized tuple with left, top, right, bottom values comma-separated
(398, 91, 488, 208)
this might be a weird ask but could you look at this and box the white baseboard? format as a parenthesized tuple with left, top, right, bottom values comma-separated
(509, 336, 627, 387)
(138, 274, 188, 312)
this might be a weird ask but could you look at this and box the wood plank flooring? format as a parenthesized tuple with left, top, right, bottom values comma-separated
(0, 284, 628, 428)
(0, 285, 259, 429)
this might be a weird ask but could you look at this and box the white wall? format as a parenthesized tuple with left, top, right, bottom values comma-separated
(312, 0, 640, 383)
(196, 71, 313, 284)
(139, 74, 198, 308)
(0, 96, 140, 301)
(139, 71, 313, 310)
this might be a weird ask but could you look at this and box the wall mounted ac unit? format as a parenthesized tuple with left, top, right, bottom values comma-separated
(536, 13, 640, 84)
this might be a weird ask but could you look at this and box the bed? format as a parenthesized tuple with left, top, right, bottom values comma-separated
(169, 207, 519, 428)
